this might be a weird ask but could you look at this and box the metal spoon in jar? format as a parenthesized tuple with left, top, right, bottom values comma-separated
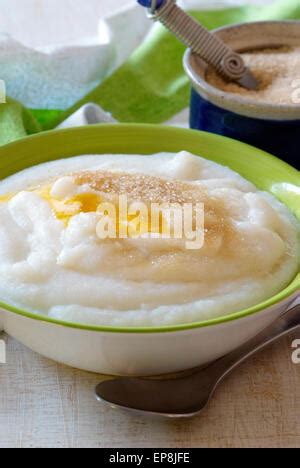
(137, 0, 259, 90)
(95, 304, 300, 418)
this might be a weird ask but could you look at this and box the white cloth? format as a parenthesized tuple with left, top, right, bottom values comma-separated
(56, 104, 117, 128)
(0, 2, 150, 109)
(0, 0, 268, 110)
(57, 102, 189, 128)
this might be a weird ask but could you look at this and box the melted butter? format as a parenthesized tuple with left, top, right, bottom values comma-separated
(0, 185, 158, 232)
(37, 187, 103, 225)
(0, 193, 14, 203)
(0, 185, 103, 226)
(54, 192, 102, 224)
(0, 171, 226, 241)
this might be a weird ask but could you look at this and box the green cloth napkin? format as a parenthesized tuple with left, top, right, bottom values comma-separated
(0, 98, 41, 146)
(1, 0, 300, 146)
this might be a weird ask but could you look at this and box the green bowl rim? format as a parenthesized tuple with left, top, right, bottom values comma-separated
(0, 123, 299, 334)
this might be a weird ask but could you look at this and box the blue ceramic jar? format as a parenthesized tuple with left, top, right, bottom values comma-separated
(184, 21, 300, 169)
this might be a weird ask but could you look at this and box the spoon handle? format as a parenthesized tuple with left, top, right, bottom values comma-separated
(207, 304, 300, 386)
(153, 0, 241, 77)
(138, 0, 259, 89)
(95, 304, 300, 417)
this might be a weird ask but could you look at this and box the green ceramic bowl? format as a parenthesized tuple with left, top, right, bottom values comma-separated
(0, 124, 299, 374)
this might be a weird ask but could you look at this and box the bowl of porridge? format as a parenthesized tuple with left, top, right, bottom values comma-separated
(184, 21, 300, 169)
(0, 124, 299, 375)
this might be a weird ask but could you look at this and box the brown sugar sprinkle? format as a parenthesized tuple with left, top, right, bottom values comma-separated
(73, 170, 237, 245)
(74, 170, 207, 205)
(206, 46, 300, 105)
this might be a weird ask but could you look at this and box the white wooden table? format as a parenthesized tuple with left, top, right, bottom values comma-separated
(1, 332, 299, 448)
(0, 0, 299, 449)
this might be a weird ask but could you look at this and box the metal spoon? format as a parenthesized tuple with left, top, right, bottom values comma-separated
(137, 0, 259, 90)
(96, 304, 300, 418)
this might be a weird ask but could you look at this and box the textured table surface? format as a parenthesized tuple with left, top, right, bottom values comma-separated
(0, 0, 299, 449)
(1, 332, 299, 448)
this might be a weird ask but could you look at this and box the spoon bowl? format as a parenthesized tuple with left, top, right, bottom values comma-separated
(96, 305, 300, 418)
